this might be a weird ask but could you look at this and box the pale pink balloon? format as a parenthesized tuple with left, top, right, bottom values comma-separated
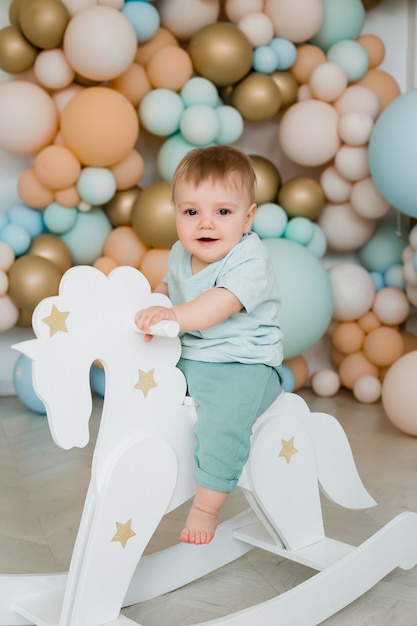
(309, 62, 348, 102)
(334, 145, 370, 182)
(350, 176, 390, 219)
(338, 111, 374, 146)
(0, 270, 8, 297)
(318, 202, 376, 251)
(403, 258, 417, 287)
(0, 295, 19, 332)
(353, 375, 382, 404)
(225, 0, 263, 23)
(157, 0, 220, 41)
(237, 12, 274, 47)
(297, 84, 313, 102)
(52, 84, 84, 117)
(372, 287, 411, 326)
(34, 49, 75, 91)
(98, 0, 124, 7)
(320, 165, 352, 203)
(60, 0, 96, 17)
(382, 352, 417, 436)
(334, 85, 380, 119)
(328, 262, 376, 322)
(63, 6, 137, 81)
(409, 224, 417, 250)
(279, 100, 340, 166)
(0, 241, 15, 272)
(264, 0, 324, 43)
(0, 81, 58, 156)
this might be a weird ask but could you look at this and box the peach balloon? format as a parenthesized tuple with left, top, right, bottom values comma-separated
(60, 86, 139, 166)
(372, 286, 411, 325)
(309, 62, 348, 102)
(108, 63, 152, 107)
(156, 0, 220, 41)
(290, 44, 326, 84)
(357, 310, 381, 334)
(63, 5, 137, 81)
(334, 146, 370, 182)
(334, 85, 380, 119)
(52, 83, 84, 116)
(109, 150, 145, 191)
(93, 256, 119, 275)
(0, 81, 58, 156)
(18, 168, 54, 208)
(264, 0, 324, 43)
(400, 330, 417, 354)
(363, 326, 404, 368)
(135, 27, 179, 66)
(329, 345, 344, 368)
(0, 242, 15, 272)
(356, 34, 385, 69)
(34, 48, 75, 90)
(54, 185, 81, 207)
(338, 351, 379, 390)
(331, 321, 365, 355)
(318, 202, 376, 252)
(279, 100, 340, 167)
(34, 144, 81, 189)
(356, 69, 401, 111)
(283, 355, 309, 390)
(140, 248, 170, 289)
(311, 369, 340, 397)
(146, 46, 193, 90)
(103, 226, 148, 267)
(320, 166, 352, 203)
(381, 351, 417, 436)
(350, 177, 391, 219)
(353, 375, 381, 403)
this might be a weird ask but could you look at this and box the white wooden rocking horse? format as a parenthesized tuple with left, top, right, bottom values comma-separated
(1, 264, 417, 626)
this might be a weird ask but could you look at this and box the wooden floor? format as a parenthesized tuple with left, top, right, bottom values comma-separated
(0, 388, 416, 625)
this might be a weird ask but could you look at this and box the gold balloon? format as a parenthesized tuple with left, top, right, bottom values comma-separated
(0, 25, 38, 74)
(278, 177, 325, 220)
(8, 254, 62, 311)
(131, 182, 177, 249)
(104, 187, 141, 227)
(249, 155, 281, 205)
(361, 0, 384, 9)
(29, 233, 72, 274)
(9, 0, 26, 25)
(271, 71, 298, 109)
(231, 73, 281, 121)
(16, 308, 33, 328)
(188, 22, 252, 87)
(19, 0, 70, 50)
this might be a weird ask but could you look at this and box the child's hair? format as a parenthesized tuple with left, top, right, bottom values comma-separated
(171, 145, 257, 203)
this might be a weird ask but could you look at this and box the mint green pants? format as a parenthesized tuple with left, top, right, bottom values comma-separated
(178, 358, 283, 493)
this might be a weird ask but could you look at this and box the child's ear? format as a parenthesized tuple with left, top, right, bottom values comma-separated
(244, 203, 257, 232)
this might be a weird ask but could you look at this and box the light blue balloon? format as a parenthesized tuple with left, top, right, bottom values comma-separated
(413, 252, 417, 275)
(180, 104, 220, 146)
(369, 88, 417, 218)
(13, 354, 46, 415)
(43, 202, 78, 234)
(309, 0, 365, 51)
(157, 133, 196, 181)
(7, 203, 44, 237)
(327, 40, 369, 82)
(284, 216, 314, 246)
(121, 1, 160, 42)
(76, 167, 117, 206)
(214, 105, 244, 144)
(370, 271, 385, 291)
(358, 223, 408, 272)
(252, 203, 287, 239)
(253, 45, 279, 74)
(60, 209, 112, 265)
(139, 88, 185, 137)
(0, 223, 31, 256)
(0, 211, 7, 230)
(263, 238, 333, 358)
(269, 38, 297, 70)
(305, 222, 328, 258)
(281, 364, 295, 392)
(181, 77, 219, 107)
(384, 264, 406, 291)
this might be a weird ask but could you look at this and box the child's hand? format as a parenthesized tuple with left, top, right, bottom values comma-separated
(134, 306, 177, 342)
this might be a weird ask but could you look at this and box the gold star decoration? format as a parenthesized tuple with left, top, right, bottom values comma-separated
(279, 437, 298, 463)
(111, 518, 136, 549)
(42, 305, 70, 337)
(134, 368, 158, 397)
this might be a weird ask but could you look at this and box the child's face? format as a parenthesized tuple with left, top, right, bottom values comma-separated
(174, 178, 256, 271)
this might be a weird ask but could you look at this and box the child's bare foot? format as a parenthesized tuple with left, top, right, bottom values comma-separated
(180, 486, 229, 545)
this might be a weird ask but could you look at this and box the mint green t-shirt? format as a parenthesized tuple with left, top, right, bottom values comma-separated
(163, 232, 283, 367)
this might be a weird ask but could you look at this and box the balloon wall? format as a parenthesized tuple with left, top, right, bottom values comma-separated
(1, 0, 417, 436)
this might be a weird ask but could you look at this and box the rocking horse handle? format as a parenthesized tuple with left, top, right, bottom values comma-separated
(132, 319, 180, 338)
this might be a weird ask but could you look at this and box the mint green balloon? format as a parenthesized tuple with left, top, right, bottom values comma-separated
(358, 223, 408, 273)
(327, 39, 369, 82)
(309, 0, 365, 52)
(60, 209, 112, 265)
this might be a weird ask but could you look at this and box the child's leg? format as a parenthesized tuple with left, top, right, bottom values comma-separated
(180, 485, 229, 544)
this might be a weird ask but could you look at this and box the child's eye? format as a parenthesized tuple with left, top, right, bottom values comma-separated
(185, 209, 197, 216)
(218, 208, 231, 216)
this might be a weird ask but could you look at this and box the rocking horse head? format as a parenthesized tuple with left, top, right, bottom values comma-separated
(13, 265, 183, 450)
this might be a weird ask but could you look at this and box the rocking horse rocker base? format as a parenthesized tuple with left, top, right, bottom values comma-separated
(1, 266, 416, 626)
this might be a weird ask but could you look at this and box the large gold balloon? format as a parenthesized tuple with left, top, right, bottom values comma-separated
(271, 71, 298, 109)
(19, 0, 70, 50)
(29, 233, 72, 274)
(188, 22, 252, 87)
(0, 25, 38, 74)
(104, 187, 141, 227)
(9, 0, 25, 26)
(361, 0, 384, 9)
(278, 177, 325, 220)
(131, 182, 177, 249)
(231, 73, 281, 121)
(249, 155, 281, 205)
(8, 254, 62, 311)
